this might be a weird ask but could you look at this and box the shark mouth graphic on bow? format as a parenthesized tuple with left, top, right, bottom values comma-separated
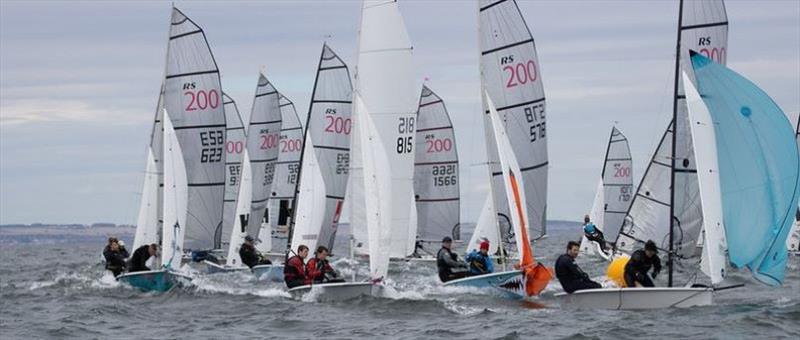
(497, 275, 525, 296)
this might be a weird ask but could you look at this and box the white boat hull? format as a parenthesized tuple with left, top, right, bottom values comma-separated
(251, 264, 284, 282)
(203, 260, 249, 274)
(556, 287, 713, 310)
(288, 282, 382, 301)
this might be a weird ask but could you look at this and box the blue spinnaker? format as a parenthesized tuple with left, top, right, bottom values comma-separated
(690, 51, 800, 286)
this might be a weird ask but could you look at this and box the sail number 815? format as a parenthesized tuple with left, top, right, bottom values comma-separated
(396, 117, 415, 154)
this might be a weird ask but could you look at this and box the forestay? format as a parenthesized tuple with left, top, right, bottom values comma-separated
(268, 95, 303, 236)
(163, 8, 226, 251)
(161, 110, 188, 270)
(245, 74, 282, 242)
(617, 0, 728, 259)
(352, 0, 418, 261)
(414, 85, 460, 242)
(689, 52, 800, 285)
(220, 93, 246, 250)
(290, 44, 353, 254)
(479, 0, 548, 242)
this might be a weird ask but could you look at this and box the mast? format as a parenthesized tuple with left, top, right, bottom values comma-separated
(668, 0, 685, 288)
(285, 43, 327, 259)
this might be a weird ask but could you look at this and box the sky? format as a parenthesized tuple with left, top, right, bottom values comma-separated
(1, 0, 798, 225)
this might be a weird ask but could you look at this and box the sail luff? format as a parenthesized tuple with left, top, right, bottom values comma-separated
(161, 109, 188, 270)
(226, 149, 252, 266)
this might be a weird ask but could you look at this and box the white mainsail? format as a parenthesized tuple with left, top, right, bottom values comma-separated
(351, 0, 418, 262)
(161, 110, 188, 270)
(163, 7, 226, 251)
(617, 0, 728, 259)
(245, 74, 282, 247)
(414, 85, 460, 242)
(289, 43, 353, 254)
(226, 150, 253, 267)
(220, 93, 246, 250)
(132, 147, 160, 252)
(467, 193, 501, 255)
(683, 71, 727, 284)
(267, 94, 303, 241)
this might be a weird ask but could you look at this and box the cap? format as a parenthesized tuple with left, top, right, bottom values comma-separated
(442, 236, 453, 243)
(644, 240, 658, 253)
(244, 235, 254, 242)
(479, 240, 490, 251)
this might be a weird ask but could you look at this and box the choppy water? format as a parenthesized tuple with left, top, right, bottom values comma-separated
(1, 222, 798, 339)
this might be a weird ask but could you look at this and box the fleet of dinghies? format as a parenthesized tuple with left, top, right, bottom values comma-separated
(121, 0, 799, 307)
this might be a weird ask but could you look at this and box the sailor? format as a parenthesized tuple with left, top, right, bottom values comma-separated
(239, 235, 272, 268)
(436, 236, 469, 282)
(284, 245, 309, 288)
(624, 240, 662, 287)
(465, 240, 494, 276)
(306, 246, 343, 284)
(128, 243, 158, 273)
(582, 215, 608, 251)
(103, 238, 129, 277)
(554, 241, 602, 293)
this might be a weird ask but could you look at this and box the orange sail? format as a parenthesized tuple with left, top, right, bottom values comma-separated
(509, 170, 553, 296)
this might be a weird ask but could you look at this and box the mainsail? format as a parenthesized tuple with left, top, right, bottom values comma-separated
(245, 74, 282, 244)
(414, 85, 460, 242)
(226, 150, 253, 267)
(161, 109, 188, 270)
(220, 93, 246, 250)
(617, 0, 728, 264)
(688, 52, 800, 285)
(163, 7, 226, 251)
(479, 0, 548, 242)
(598, 127, 633, 241)
(267, 94, 303, 238)
(351, 0, 418, 263)
(289, 44, 353, 254)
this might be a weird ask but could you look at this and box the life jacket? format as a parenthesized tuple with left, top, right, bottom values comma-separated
(306, 258, 332, 283)
(283, 255, 307, 284)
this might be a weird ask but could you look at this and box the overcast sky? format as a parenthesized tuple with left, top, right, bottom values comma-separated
(1, 0, 798, 225)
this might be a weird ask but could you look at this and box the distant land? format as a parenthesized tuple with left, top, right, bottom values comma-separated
(0, 223, 135, 246)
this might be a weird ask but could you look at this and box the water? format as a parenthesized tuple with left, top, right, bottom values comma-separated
(1, 222, 798, 339)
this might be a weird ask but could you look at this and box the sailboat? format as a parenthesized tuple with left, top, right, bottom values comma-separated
(286, 43, 353, 259)
(411, 85, 460, 260)
(120, 7, 225, 292)
(443, 0, 552, 298)
(788, 113, 800, 256)
(245, 74, 283, 251)
(560, 1, 800, 309)
(580, 127, 633, 260)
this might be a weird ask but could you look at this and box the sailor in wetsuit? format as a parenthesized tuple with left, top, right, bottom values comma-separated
(555, 241, 602, 293)
(624, 240, 662, 287)
(582, 215, 608, 252)
(436, 237, 469, 282)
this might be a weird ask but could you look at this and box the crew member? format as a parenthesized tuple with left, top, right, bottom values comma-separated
(436, 237, 469, 282)
(583, 214, 608, 251)
(103, 238, 129, 277)
(465, 240, 494, 276)
(239, 235, 272, 268)
(555, 241, 602, 293)
(624, 240, 662, 287)
(306, 246, 343, 284)
(128, 244, 158, 273)
(284, 245, 309, 288)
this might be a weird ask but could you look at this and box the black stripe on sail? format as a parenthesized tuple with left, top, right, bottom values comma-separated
(604, 183, 632, 187)
(226, 127, 244, 131)
(415, 160, 458, 166)
(482, 38, 534, 56)
(255, 91, 278, 98)
(166, 69, 218, 79)
(251, 157, 279, 163)
(479, 0, 507, 12)
(319, 65, 347, 71)
(249, 119, 281, 126)
(677, 95, 686, 99)
(609, 139, 628, 144)
(325, 195, 345, 200)
(652, 160, 671, 168)
(636, 193, 670, 207)
(606, 158, 632, 161)
(170, 30, 202, 40)
(416, 126, 452, 133)
(274, 160, 300, 165)
(681, 21, 728, 31)
(279, 103, 294, 107)
(675, 169, 698, 173)
(311, 100, 352, 104)
(605, 210, 628, 214)
(173, 123, 226, 131)
(491, 161, 547, 176)
(252, 198, 269, 203)
(315, 145, 349, 152)
(417, 197, 459, 202)
(223, 199, 236, 202)
(281, 127, 303, 132)
(171, 17, 189, 26)
(188, 182, 225, 187)
(418, 100, 443, 108)
(485, 97, 545, 113)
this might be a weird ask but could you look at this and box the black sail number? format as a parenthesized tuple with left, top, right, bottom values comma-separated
(396, 116, 415, 154)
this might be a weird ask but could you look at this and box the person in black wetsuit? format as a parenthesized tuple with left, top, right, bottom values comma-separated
(128, 244, 158, 273)
(103, 238, 129, 277)
(436, 237, 469, 282)
(582, 215, 608, 252)
(239, 235, 272, 268)
(624, 240, 662, 287)
(555, 241, 602, 293)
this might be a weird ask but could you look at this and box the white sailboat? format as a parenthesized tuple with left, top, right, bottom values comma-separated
(580, 127, 633, 260)
(412, 85, 460, 259)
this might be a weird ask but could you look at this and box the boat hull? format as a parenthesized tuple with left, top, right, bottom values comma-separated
(117, 270, 191, 293)
(252, 264, 284, 282)
(556, 287, 713, 310)
(288, 282, 382, 301)
(204, 260, 249, 274)
(442, 270, 525, 299)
